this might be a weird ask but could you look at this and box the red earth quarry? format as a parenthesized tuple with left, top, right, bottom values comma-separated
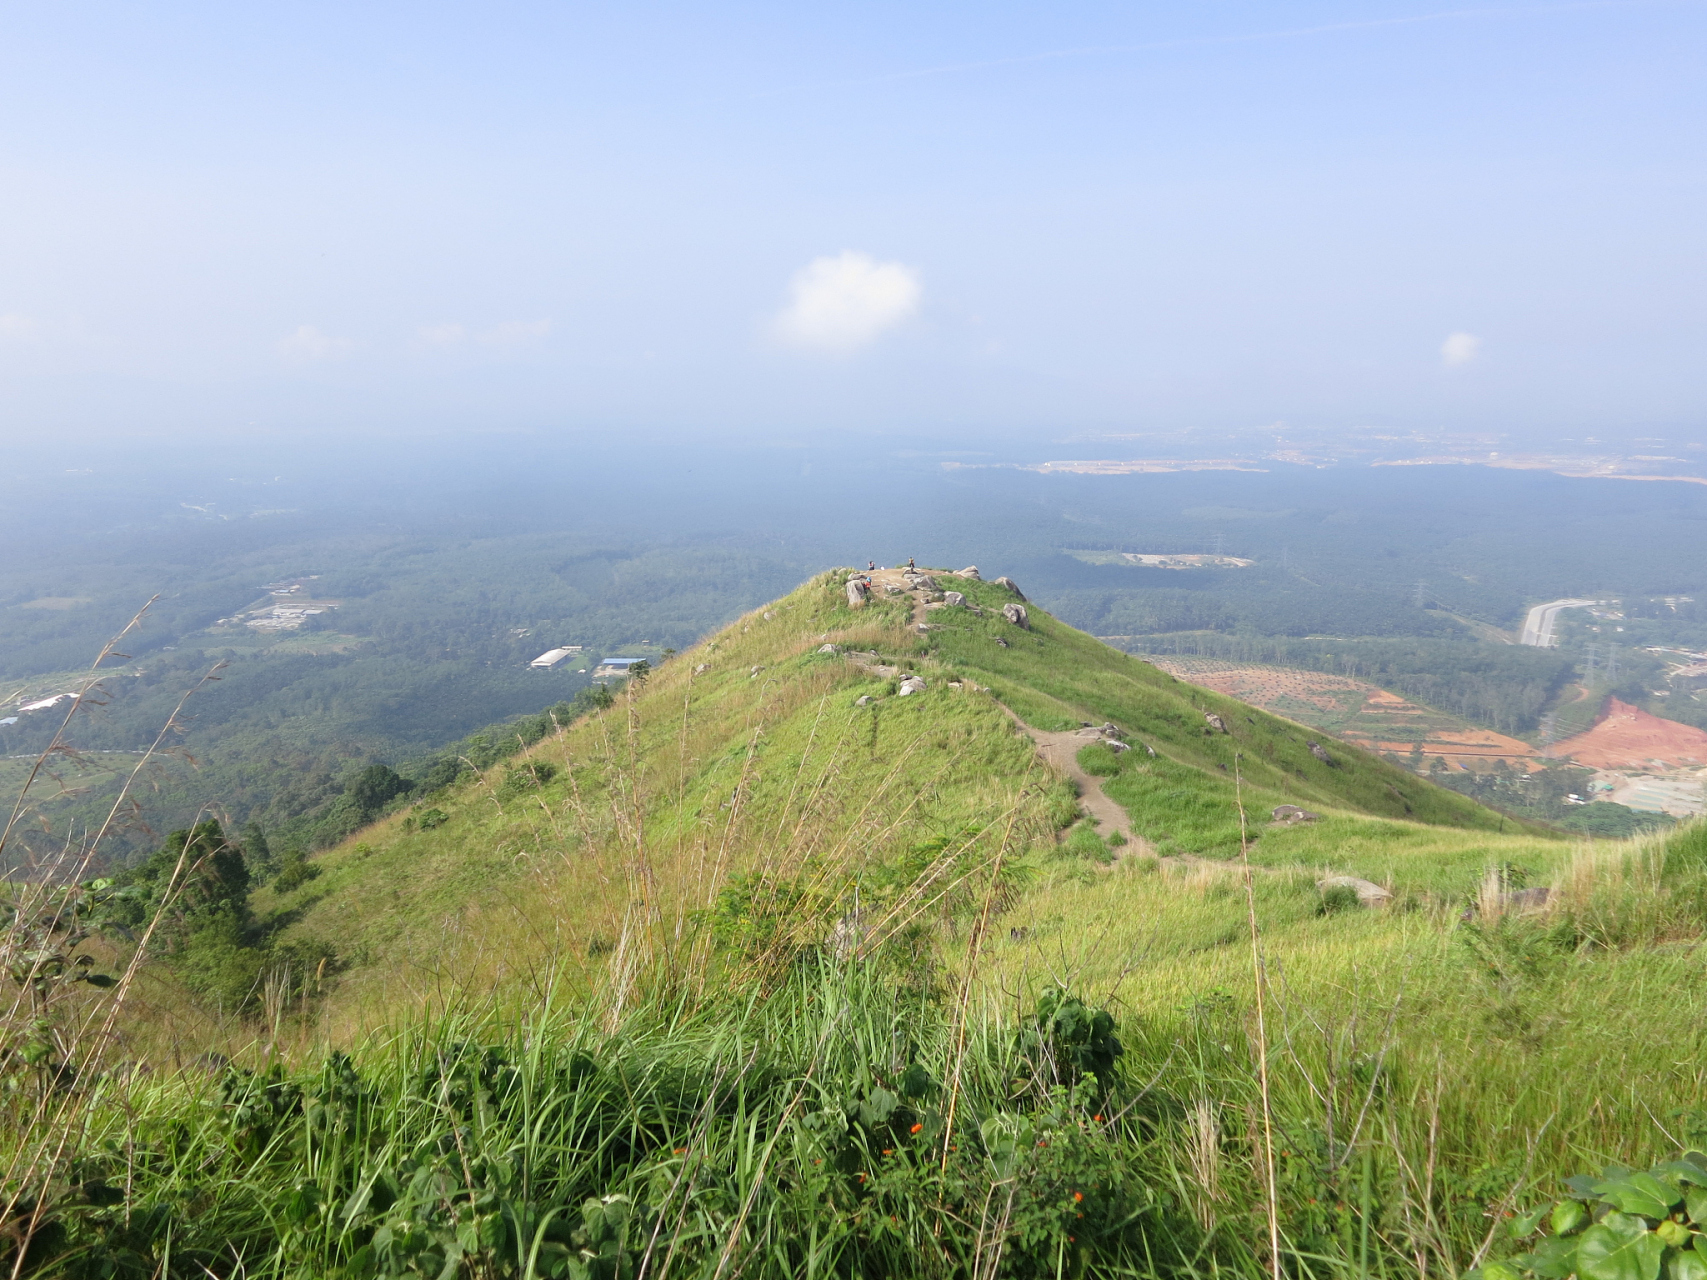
(1546, 697, 1707, 770)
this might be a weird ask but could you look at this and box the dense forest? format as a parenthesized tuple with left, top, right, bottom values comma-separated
(7, 442, 1707, 863)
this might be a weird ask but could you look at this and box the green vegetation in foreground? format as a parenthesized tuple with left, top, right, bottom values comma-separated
(9, 571, 1706, 1278)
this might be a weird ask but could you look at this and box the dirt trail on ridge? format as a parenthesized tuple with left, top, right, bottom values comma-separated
(849, 565, 1149, 858)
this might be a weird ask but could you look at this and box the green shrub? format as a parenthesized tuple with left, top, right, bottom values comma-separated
(1493, 1151, 1707, 1280)
(272, 855, 320, 895)
(1060, 822, 1113, 864)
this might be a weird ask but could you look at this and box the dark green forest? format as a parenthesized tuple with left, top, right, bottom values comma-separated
(6, 439, 1707, 864)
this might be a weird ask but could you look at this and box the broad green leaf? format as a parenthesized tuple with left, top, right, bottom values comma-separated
(1689, 1190, 1707, 1226)
(1657, 1162, 1707, 1188)
(1596, 1174, 1681, 1219)
(1670, 1251, 1707, 1280)
(1512, 1205, 1550, 1238)
(1522, 1236, 1582, 1279)
(1483, 1263, 1523, 1280)
(1577, 1213, 1665, 1280)
(1554, 1201, 1592, 1235)
(1570, 1176, 1606, 1196)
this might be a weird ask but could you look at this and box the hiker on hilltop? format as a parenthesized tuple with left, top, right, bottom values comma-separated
(907, 557, 916, 570)
(868, 560, 876, 571)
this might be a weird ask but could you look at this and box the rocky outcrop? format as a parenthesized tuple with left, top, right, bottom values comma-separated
(846, 578, 870, 608)
(898, 675, 927, 696)
(994, 576, 1025, 600)
(1204, 712, 1227, 733)
(957, 566, 982, 580)
(817, 643, 839, 654)
(943, 591, 965, 607)
(1002, 603, 1029, 629)
(1271, 805, 1320, 824)
(1318, 875, 1392, 907)
(1308, 741, 1335, 766)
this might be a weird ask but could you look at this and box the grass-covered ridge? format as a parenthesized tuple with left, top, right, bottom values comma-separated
(252, 567, 1547, 1013)
(11, 568, 1707, 1279)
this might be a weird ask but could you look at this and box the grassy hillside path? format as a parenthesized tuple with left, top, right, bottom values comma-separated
(1013, 716, 1147, 852)
(860, 564, 1148, 856)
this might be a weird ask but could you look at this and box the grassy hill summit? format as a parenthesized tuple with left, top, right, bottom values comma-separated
(9, 567, 1707, 1279)
(251, 565, 1541, 1015)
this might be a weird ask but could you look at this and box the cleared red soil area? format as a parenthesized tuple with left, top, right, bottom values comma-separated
(1546, 697, 1707, 770)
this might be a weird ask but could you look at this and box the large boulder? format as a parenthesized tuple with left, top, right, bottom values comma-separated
(1204, 712, 1228, 733)
(846, 579, 870, 608)
(817, 643, 839, 654)
(957, 566, 982, 580)
(898, 675, 927, 696)
(1271, 805, 1320, 824)
(994, 576, 1025, 600)
(943, 591, 965, 607)
(1308, 741, 1335, 766)
(1318, 875, 1392, 908)
(1002, 603, 1029, 629)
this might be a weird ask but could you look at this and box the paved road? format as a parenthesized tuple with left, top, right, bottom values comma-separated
(1519, 598, 1603, 647)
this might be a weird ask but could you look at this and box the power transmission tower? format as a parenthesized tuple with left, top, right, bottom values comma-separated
(1540, 711, 1558, 745)
(1606, 643, 1619, 684)
(1583, 643, 1598, 685)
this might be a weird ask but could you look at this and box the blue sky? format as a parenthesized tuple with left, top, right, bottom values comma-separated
(1, 1, 1702, 444)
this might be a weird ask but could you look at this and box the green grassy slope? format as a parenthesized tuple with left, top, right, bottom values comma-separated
(258, 568, 1556, 1021)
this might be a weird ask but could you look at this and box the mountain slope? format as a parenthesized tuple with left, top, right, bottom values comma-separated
(250, 567, 1556, 1025)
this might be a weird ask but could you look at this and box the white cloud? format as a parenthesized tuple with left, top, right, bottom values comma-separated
(773, 251, 920, 351)
(1441, 331, 1480, 367)
(478, 318, 551, 346)
(418, 319, 550, 347)
(278, 324, 354, 360)
(0, 314, 39, 340)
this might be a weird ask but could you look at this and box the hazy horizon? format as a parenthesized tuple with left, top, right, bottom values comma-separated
(2, 1, 1704, 448)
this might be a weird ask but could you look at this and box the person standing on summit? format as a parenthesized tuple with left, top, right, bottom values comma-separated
(907, 557, 915, 570)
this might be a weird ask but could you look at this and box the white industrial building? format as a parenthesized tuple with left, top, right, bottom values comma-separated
(530, 646, 583, 669)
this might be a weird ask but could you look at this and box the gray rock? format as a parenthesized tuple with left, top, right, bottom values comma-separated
(1308, 741, 1335, 766)
(693, 663, 709, 675)
(1318, 875, 1392, 907)
(818, 643, 839, 653)
(995, 636, 1009, 648)
(1106, 739, 1131, 753)
(898, 675, 927, 696)
(1271, 805, 1320, 824)
(1204, 712, 1228, 733)
(957, 566, 982, 579)
(750, 665, 765, 677)
(884, 583, 905, 595)
(994, 576, 1026, 600)
(763, 610, 775, 620)
(1002, 602, 1029, 629)
(855, 695, 873, 707)
(943, 591, 965, 607)
(846, 579, 870, 607)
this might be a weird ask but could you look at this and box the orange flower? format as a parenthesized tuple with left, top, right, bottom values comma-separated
(858, 1172, 867, 1183)
(674, 1148, 687, 1155)
(882, 1149, 894, 1156)
(1093, 1114, 1103, 1122)
(1073, 1192, 1084, 1203)
(910, 1123, 923, 1134)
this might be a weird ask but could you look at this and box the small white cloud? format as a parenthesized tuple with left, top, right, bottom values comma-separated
(1441, 331, 1480, 367)
(419, 323, 467, 345)
(773, 251, 921, 351)
(278, 324, 354, 360)
(478, 318, 551, 346)
(418, 319, 550, 348)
